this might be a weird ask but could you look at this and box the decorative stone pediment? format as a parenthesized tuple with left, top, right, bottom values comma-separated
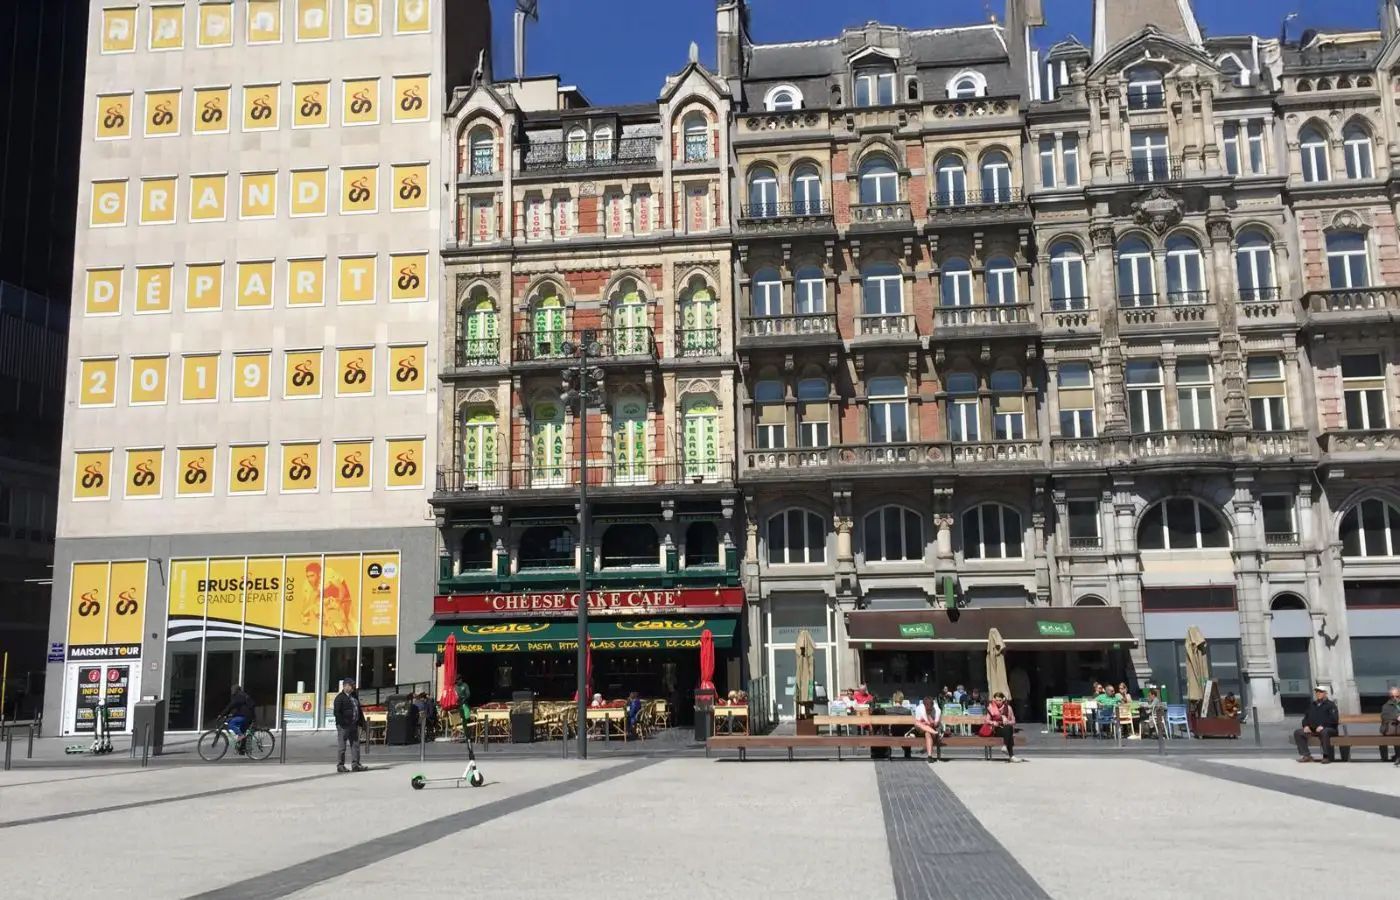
(1131, 187, 1183, 235)
(1326, 209, 1372, 232)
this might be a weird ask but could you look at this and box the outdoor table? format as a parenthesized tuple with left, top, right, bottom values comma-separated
(586, 708, 626, 741)
(713, 705, 749, 735)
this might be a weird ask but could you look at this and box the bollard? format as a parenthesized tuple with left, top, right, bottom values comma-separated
(1252, 707, 1261, 747)
(27, 720, 35, 759)
(5, 726, 14, 770)
(418, 716, 426, 762)
(141, 724, 151, 768)
(279, 720, 287, 765)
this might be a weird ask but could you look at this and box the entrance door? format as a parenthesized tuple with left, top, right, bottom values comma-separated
(63, 662, 142, 736)
(1275, 637, 1313, 716)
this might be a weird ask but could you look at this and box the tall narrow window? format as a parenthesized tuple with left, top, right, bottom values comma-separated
(1129, 129, 1170, 182)
(979, 150, 1011, 202)
(1344, 123, 1374, 179)
(854, 65, 896, 107)
(531, 285, 567, 358)
(859, 156, 898, 204)
(985, 256, 1018, 305)
(862, 263, 903, 315)
(1222, 122, 1241, 176)
(679, 277, 718, 354)
(682, 395, 720, 479)
(1224, 121, 1266, 175)
(792, 164, 822, 215)
(1235, 229, 1276, 301)
(1062, 133, 1080, 185)
(529, 399, 566, 486)
(1165, 234, 1206, 304)
(460, 407, 498, 487)
(753, 379, 787, 449)
(946, 371, 979, 443)
(867, 377, 908, 444)
(592, 126, 613, 162)
(1116, 236, 1156, 306)
(797, 378, 830, 448)
(610, 278, 649, 355)
(1245, 121, 1265, 174)
(751, 268, 782, 317)
(1326, 232, 1370, 289)
(1175, 358, 1215, 430)
(1126, 65, 1165, 110)
(611, 395, 649, 483)
(458, 288, 498, 365)
(795, 266, 825, 315)
(747, 166, 778, 217)
(683, 113, 709, 162)
(1341, 353, 1388, 430)
(1126, 359, 1165, 433)
(1246, 356, 1288, 432)
(1049, 242, 1087, 310)
(1299, 125, 1329, 182)
(468, 127, 494, 175)
(990, 369, 1025, 440)
(939, 258, 974, 307)
(1039, 136, 1056, 188)
(1057, 363, 1096, 437)
(565, 127, 587, 164)
(934, 154, 967, 206)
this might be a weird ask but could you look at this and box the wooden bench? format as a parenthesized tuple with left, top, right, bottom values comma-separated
(705, 731, 1026, 762)
(1303, 713, 1400, 762)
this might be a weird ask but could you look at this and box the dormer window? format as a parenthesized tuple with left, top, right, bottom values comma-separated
(592, 126, 613, 162)
(765, 86, 803, 112)
(1126, 65, 1165, 110)
(854, 64, 896, 107)
(946, 70, 987, 100)
(566, 126, 587, 164)
(952, 77, 979, 99)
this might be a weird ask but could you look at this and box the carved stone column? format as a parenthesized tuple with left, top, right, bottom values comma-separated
(1232, 472, 1285, 722)
(1091, 224, 1128, 433)
(1210, 215, 1249, 430)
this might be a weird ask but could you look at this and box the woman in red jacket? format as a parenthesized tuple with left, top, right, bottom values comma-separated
(983, 692, 1023, 763)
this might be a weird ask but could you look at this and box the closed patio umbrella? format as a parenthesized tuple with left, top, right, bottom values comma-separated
(699, 628, 715, 691)
(986, 628, 1011, 701)
(439, 633, 459, 709)
(1185, 626, 1210, 704)
(795, 629, 816, 705)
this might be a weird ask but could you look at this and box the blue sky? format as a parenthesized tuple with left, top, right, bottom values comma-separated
(489, 0, 1383, 105)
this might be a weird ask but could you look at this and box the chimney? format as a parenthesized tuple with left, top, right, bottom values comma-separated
(716, 0, 746, 81)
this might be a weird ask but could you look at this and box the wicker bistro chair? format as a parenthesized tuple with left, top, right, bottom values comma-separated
(534, 704, 567, 742)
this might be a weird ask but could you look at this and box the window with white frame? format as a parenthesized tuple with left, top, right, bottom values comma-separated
(1126, 359, 1165, 433)
(949, 74, 982, 99)
(792, 164, 822, 215)
(979, 150, 1011, 203)
(990, 369, 1025, 440)
(867, 376, 908, 444)
(1165, 234, 1206, 304)
(766, 86, 802, 111)
(592, 126, 613, 161)
(747, 166, 778, 217)
(859, 156, 899, 204)
(864, 506, 923, 562)
(683, 113, 709, 162)
(1246, 356, 1288, 432)
(1223, 120, 1265, 176)
(985, 256, 1017, 305)
(1049, 241, 1088, 310)
(1340, 498, 1400, 558)
(1129, 129, 1170, 182)
(1235, 229, 1277, 301)
(566, 126, 587, 163)
(797, 377, 829, 447)
(1126, 65, 1165, 110)
(1326, 231, 1370, 289)
(1341, 353, 1388, 430)
(855, 65, 896, 107)
(946, 371, 979, 443)
(862, 262, 903, 315)
(767, 508, 827, 564)
(939, 258, 974, 307)
(934, 153, 967, 206)
(1175, 358, 1215, 430)
(751, 267, 782, 317)
(1260, 494, 1297, 544)
(1137, 498, 1229, 550)
(753, 379, 786, 449)
(1062, 133, 1080, 185)
(1299, 125, 1329, 182)
(1057, 362, 1096, 437)
(1116, 236, 1156, 306)
(962, 503, 1023, 559)
(795, 266, 825, 315)
(1344, 123, 1374, 179)
(1038, 136, 1057, 188)
(468, 127, 494, 175)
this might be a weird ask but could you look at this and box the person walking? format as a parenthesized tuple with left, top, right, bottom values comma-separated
(333, 677, 368, 773)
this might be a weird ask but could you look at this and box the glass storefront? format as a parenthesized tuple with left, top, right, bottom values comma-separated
(766, 597, 834, 719)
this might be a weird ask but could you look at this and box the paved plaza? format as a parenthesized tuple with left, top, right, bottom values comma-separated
(3, 751, 1399, 899)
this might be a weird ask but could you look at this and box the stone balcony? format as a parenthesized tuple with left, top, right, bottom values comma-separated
(736, 201, 836, 237)
(852, 313, 918, 342)
(848, 201, 915, 232)
(1237, 287, 1296, 329)
(926, 188, 1032, 230)
(1302, 286, 1400, 333)
(1117, 294, 1218, 333)
(1041, 298, 1099, 334)
(931, 302, 1036, 340)
(737, 313, 841, 349)
(735, 110, 826, 142)
(1319, 429, 1400, 462)
(1052, 429, 1315, 469)
(740, 439, 1046, 481)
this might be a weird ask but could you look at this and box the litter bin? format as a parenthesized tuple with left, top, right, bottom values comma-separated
(130, 699, 167, 756)
(693, 688, 715, 742)
(510, 691, 535, 743)
(385, 695, 418, 745)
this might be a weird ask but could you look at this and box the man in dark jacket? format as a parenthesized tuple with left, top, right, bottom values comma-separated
(1294, 685, 1340, 763)
(333, 678, 367, 773)
(219, 686, 256, 753)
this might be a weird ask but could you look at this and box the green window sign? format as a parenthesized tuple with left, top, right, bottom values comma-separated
(1036, 621, 1076, 637)
(898, 623, 935, 638)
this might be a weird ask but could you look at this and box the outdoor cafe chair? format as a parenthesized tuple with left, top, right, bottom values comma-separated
(1093, 704, 1116, 738)
(1164, 704, 1191, 739)
(1115, 702, 1137, 739)
(1060, 702, 1086, 738)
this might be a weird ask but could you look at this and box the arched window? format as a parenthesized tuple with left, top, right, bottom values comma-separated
(792, 164, 822, 215)
(683, 113, 709, 162)
(566, 126, 587, 164)
(1271, 593, 1307, 611)
(985, 256, 1017, 305)
(766, 86, 802, 111)
(795, 266, 826, 315)
(753, 378, 786, 449)
(934, 153, 967, 206)
(950, 75, 982, 99)
(685, 521, 721, 567)
(990, 369, 1024, 440)
(1299, 125, 1329, 182)
(946, 370, 979, 442)
(1075, 595, 1108, 606)
(601, 523, 659, 568)
(611, 393, 649, 483)
(979, 150, 1011, 203)
(797, 377, 829, 447)
(518, 525, 574, 569)
(1165, 234, 1206, 304)
(1340, 498, 1400, 557)
(864, 506, 923, 561)
(679, 276, 718, 354)
(854, 63, 896, 107)
(1326, 231, 1370, 289)
(1126, 65, 1165, 109)
(767, 509, 827, 564)
(963, 503, 1023, 559)
(528, 398, 566, 486)
(460, 405, 498, 486)
(609, 277, 650, 355)
(1235, 229, 1277, 301)
(459, 527, 493, 571)
(940, 258, 974, 307)
(867, 376, 908, 444)
(861, 261, 903, 315)
(1344, 123, 1374, 179)
(592, 125, 613, 161)
(747, 165, 778, 217)
(1049, 241, 1087, 310)
(859, 156, 898, 204)
(1116, 236, 1156, 306)
(467, 126, 494, 175)
(752, 267, 782, 317)
(1137, 498, 1229, 550)
(529, 283, 567, 358)
(682, 394, 720, 478)
(457, 286, 498, 365)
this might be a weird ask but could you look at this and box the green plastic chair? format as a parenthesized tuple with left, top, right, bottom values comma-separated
(1046, 698, 1066, 733)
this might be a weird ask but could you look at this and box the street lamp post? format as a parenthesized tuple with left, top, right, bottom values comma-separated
(561, 331, 603, 759)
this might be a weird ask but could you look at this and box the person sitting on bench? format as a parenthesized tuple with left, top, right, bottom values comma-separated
(984, 692, 1023, 763)
(1294, 685, 1340, 764)
(913, 695, 943, 763)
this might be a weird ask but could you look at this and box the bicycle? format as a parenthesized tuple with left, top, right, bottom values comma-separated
(197, 716, 276, 762)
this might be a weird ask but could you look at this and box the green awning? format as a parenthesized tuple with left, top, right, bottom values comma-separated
(415, 618, 737, 655)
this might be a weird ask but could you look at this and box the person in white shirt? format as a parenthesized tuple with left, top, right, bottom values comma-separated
(913, 694, 943, 762)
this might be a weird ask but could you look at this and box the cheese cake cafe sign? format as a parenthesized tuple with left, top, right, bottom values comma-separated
(434, 586, 744, 619)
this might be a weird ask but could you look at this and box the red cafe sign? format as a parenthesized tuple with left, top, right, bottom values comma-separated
(434, 586, 744, 618)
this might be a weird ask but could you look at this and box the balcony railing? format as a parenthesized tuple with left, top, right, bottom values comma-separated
(1118, 294, 1214, 328)
(1051, 438, 1106, 465)
(849, 201, 913, 227)
(1044, 297, 1097, 330)
(1069, 536, 1103, 551)
(926, 188, 1030, 226)
(436, 457, 734, 495)
(947, 440, 1041, 466)
(1124, 155, 1185, 183)
(737, 201, 835, 233)
(1319, 429, 1400, 454)
(934, 303, 1032, 329)
(513, 328, 657, 363)
(1249, 429, 1314, 458)
(675, 329, 722, 358)
(855, 313, 917, 337)
(740, 313, 838, 341)
(1239, 286, 1291, 324)
(453, 338, 501, 368)
(520, 137, 660, 172)
(1127, 430, 1231, 459)
(1304, 286, 1400, 315)
(742, 440, 1046, 476)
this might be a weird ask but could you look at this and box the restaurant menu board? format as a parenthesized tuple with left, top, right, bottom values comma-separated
(74, 666, 103, 732)
(73, 664, 131, 732)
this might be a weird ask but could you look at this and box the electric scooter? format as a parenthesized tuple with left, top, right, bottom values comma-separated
(410, 715, 485, 790)
(65, 704, 115, 755)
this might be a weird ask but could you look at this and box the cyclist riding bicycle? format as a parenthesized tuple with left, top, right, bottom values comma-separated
(219, 685, 256, 753)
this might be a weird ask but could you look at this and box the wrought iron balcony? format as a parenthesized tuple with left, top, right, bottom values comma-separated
(513, 328, 657, 363)
(854, 313, 917, 338)
(926, 188, 1031, 227)
(453, 338, 501, 369)
(848, 201, 914, 230)
(736, 200, 835, 234)
(738, 313, 839, 346)
(675, 329, 722, 358)
(434, 457, 734, 498)
(1069, 536, 1103, 551)
(519, 136, 659, 173)
(1043, 297, 1098, 332)
(1122, 155, 1185, 184)
(932, 302, 1034, 334)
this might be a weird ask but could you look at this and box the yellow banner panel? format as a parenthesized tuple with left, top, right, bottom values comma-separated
(107, 561, 148, 645)
(229, 445, 269, 493)
(68, 562, 110, 646)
